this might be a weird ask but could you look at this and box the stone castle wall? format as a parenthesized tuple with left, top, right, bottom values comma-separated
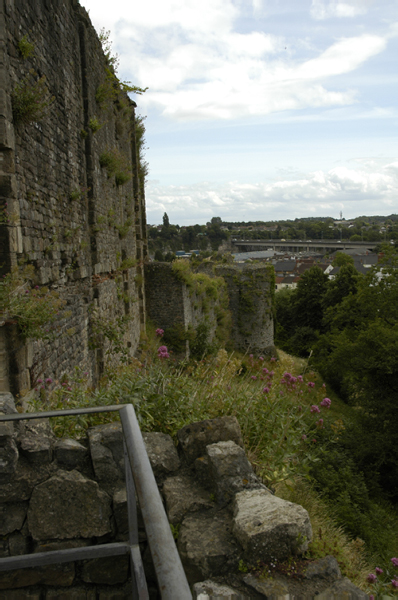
(0, 0, 147, 396)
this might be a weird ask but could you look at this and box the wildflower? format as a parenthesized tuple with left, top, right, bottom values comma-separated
(263, 387, 270, 394)
(302, 434, 307, 440)
(259, 356, 264, 361)
(312, 438, 316, 443)
(157, 345, 170, 359)
(320, 397, 331, 408)
(271, 357, 276, 362)
(251, 376, 257, 380)
(367, 574, 377, 583)
(67, 387, 72, 391)
(249, 354, 253, 359)
(316, 418, 324, 428)
(155, 328, 164, 337)
(45, 378, 53, 384)
(307, 382, 315, 388)
(392, 580, 398, 588)
(37, 379, 43, 384)
(25, 290, 29, 294)
(35, 285, 39, 289)
(391, 558, 398, 567)
(375, 568, 383, 575)
(269, 370, 274, 377)
(310, 405, 320, 413)
(297, 375, 303, 382)
(263, 368, 269, 374)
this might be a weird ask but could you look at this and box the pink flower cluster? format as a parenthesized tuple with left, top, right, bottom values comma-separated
(155, 328, 164, 337)
(320, 397, 331, 408)
(367, 558, 398, 589)
(310, 405, 320, 414)
(157, 345, 170, 359)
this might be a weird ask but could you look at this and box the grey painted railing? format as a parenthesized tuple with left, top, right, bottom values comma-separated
(0, 404, 192, 599)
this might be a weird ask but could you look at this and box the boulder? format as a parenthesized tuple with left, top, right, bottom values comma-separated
(0, 460, 55, 502)
(233, 489, 312, 563)
(162, 473, 214, 525)
(27, 469, 112, 540)
(304, 555, 341, 581)
(177, 416, 244, 464)
(178, 509, 242, 584)
(142, 431, 180, 478)
(243, 573, 289, 598)
(204, 441, 262, 504)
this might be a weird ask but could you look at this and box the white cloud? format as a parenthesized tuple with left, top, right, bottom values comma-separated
(310, 0, 372, 20)
(146, 160, 398, 224)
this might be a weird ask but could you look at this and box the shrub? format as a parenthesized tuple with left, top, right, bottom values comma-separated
(11, 71, 54, 125)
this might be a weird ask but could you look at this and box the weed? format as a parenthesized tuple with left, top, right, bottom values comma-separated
(18, 35, 35, 59)
(88, 116, 102, 133)
(99, 148, 131, 186)
(11, 70, 54, 125)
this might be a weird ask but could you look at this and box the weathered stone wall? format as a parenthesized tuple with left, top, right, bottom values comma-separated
(0, 392, 366, 599)
(216, 263, 275, 355)
(0, 0, 147, 395)
(144, 262, 223, 352)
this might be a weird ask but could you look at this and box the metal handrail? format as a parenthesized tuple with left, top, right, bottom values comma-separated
(0, 404, 192, 599)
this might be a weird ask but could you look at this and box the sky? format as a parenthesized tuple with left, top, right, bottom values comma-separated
(80, 0, 398, 226)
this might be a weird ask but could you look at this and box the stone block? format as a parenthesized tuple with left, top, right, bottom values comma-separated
(0, 437, 18, 476)
(55, 438, 89, 471)
(304, 555, 341, 580)
(46, 590, 97, 600)
(142, 431, 180, 478)
(88, 423, 124, 491)
(205, 441, 262, 505)
(27, 470, 112, 541)
(0, 590, 41, 600)
(8, 532, 30, 556)
(0, 460, 55, 502)
(0, 393, 18, 415)
(19, 418, 54, 465)
(177, 416, 244, 464)
(81, 555, 130, 584)
(233, 489, 312, 563)
(178, 510, 242, 584)
(243, 573, 289, 598)
(193, 580, 249, 599)
(0, 501, 28, 535)
(97, 585, 133, 600)
(0, 563, 75, 589)
(317, 577, 369, 599)
(162, 474, 214, 525)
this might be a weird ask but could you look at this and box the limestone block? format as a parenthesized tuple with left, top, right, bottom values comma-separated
(19, 418, 54, 465)
(142, 431, 180, 478)
(0, 501, 28, 534)
(162, 474, 214, 525)
(27, 470, 112, 541)
(0, 563, 75, 589)
(317, 577, 369, 599)
(233, 489, 312, 563)
(0, 437, 18, 476)
(205, 441, 262, 504)
(193, 580, 249, 599)
(81, 555, 130, 584)
(55, 437, 89, 471)
(0, 591, 41, 600)
(178, 510, 242, 584)
(243, 573, 289, 598)
(88, 422, 124, 490)
(177, 416, 244, 464)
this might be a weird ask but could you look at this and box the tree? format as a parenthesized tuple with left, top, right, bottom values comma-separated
(163, 212, 170, 228)
(332, 252, 354, 267)
(294, 266, 329, 331)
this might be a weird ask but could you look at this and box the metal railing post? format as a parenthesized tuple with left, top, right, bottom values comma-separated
(119, 404, 192, 600)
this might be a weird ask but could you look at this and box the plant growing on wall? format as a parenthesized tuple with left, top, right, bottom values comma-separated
(0, 266, 65, 340)
(18, 34, 35, 59)
(99, 148, 131, 186)
(11, 70, 54, 125)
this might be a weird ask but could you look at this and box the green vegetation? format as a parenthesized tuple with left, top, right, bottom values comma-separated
(0, 266, 65, 340)
(99, 148, 131, 186)
(88, 116, 102, 133)
(18, 34, 35, 59)
(11, 71, 54, 125)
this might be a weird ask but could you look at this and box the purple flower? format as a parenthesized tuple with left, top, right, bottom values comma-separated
(270, 357, 276, 362)
(310, 405, 320, 414)
(302, 434, 307, 440)
(297, 375, 303, 382)
(259, 356, 264, 361)
(263, 387, 270, 394)
(37, 378, 43, 384)
(320, 397, 331, 408)
(375, 568, 383, 575)
(25, 290, 29, 294)
(391, 580, 398, 589)
(316, 418, 324, 427)
(45, 378, 53, 384)
(35, 285, 39, 289)
(263, 368, 269, 374)
(367, 574, 377, 583)
(307, 382, 315, 388)
(251, 375, 257, 380)
(249, 354, 253, 359)
(391, 558, 398, 567)
(157, 345, 170, 359)
(155, 328, 164, 337)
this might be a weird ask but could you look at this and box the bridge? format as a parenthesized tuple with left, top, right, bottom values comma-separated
(231, 239, 378, 254)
